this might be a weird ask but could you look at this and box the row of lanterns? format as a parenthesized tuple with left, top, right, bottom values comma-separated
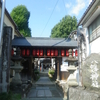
(12, 49, 78, 57)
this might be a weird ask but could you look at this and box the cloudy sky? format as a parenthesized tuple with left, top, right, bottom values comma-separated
(6, 0, 92, 37)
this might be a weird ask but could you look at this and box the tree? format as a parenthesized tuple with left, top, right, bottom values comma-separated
(50, 15, 77, 38)
(10, 5, 31, 37)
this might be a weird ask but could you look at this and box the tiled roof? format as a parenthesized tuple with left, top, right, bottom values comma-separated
(12, 37, 78, 48)
(78, 0, 96, 26)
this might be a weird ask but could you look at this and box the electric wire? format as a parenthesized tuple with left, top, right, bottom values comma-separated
(40, 0, 59, 36)
(62, 0, 67, 15)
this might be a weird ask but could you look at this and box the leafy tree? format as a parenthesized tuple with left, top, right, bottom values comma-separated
(10, 5, 31, 37)
(50, 15, 77, 38)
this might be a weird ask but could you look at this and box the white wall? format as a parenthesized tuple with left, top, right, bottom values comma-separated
(62, 57, 68, 65)
(90, 37, 100, 54)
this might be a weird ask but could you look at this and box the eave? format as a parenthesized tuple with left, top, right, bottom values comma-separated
(83, 6, 100, 28)
(78, 0, 98, 27)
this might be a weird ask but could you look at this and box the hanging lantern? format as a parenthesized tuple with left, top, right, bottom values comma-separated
(51, 49, 54, 56)
(11, 49, 14, 56)
(40, 49, 43, 56)
(61, 50, 65, 56)
(32, 49, 36, 56)
(22, 49, 25, 56)
(47, 49, 50, 56)
(66, 50, 69, 56)
(37, 49, 40, 56)
(55, 49, 58, 56)
(75, 50, 78, 56)
(26, 49, 30, 56)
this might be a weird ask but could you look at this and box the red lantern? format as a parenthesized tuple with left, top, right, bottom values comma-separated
(11, 49, 14, 56)
(75, 50, 78, 56)
(32, 49, 36, 56)
(40, 49, 43, 56)
(47, 49, 50, 56)
(66, 50, 69, 56)
(26, 49, 30, 56)
(55, 49, 58, 56)
(22, 49, 25, 56)
(37, 49, 40, 56)
(61, 50, 65, 56)
(51, 49, 54, 56)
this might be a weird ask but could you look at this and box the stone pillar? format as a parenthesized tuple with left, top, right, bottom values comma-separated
(38, 58, 40, 72)
(0, 27, 12, 92)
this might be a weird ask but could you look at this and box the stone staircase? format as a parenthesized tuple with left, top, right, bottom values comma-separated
(22, 85, 63, 100)
(21, 76, 63, 100)
(39, 72, 48, 77)
(22, 98, 63, 100)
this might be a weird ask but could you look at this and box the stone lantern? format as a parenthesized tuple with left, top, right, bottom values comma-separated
(66, 49, 78, 86)
(62, 49, 78, 100)
(10, 48, 23, 85)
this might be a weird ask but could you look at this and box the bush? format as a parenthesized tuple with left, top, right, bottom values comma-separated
(0, 91, 21, 100)
(34, 70, 39, 74)
(48, 70, 55, 75)
(34, 70, 40, 81)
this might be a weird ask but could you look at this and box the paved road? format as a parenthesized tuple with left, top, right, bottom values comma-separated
(22, 76, 63, 100)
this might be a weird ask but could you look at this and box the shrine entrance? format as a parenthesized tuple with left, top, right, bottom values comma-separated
(11, 37, 78, 84)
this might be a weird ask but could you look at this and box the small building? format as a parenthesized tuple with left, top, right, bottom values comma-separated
(78, 0, 100, 56)
(0, 1, 22, 38)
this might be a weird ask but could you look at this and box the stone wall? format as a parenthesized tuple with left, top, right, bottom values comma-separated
(68, 87, 100, 100)
(82, 53, 100, 90)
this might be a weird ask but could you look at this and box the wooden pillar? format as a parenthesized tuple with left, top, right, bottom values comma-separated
(57, 57, 62, 80)
(55, 58, 57, 79)
(28, 57, 33, 81)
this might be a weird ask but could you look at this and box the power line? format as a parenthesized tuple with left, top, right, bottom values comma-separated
(62, 0, 67, 15)
(40, 0, 59, 36)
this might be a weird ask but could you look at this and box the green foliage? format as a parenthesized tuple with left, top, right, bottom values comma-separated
(50, 15, 77, 38)
(0, 91, 21, 100)
(48, 70, 55, 75)
(10, 5, 31, 37)
(34, 70, 39, 74)
(34, 70, 40, 81)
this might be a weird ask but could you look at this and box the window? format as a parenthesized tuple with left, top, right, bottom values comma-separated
(88, 15, 100, 42)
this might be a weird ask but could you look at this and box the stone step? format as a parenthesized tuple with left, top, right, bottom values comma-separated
(22, 97, 63, 100)
(35, 83, 55, 87)
(39, 73, 48, 77)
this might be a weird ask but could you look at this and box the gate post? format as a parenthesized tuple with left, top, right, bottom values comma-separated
(57, 57, 62, 80)
(0, 27, 12, 92)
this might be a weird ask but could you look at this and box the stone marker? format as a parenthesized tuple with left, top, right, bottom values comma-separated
(82, 53, 100, 90)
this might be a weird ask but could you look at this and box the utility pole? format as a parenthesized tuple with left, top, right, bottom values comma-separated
(0, 0, 6, 56)
(0, 0, 6, 92)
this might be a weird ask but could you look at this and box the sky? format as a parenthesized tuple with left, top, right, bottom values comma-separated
(6, 0, 92, 37)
